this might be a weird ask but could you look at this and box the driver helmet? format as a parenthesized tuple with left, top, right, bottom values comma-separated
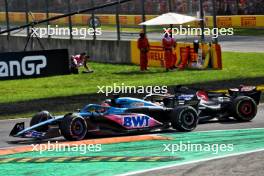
(101, 99, 111, 106)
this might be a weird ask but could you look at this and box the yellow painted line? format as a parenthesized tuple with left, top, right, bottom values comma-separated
(89, 156, 108, 161)
(65, 135, 170, 147)
(34, 157, 50, 163)
(0, 158, 17, 163)
(71, 156, 91, 162)
(108, 156, 126, 161)
(0, 156, 179, 163)
(16, 158, 32, 163)
(147, 156, 166, 161)
(127, 157, 145, 162)
(53, 157, 69, 162)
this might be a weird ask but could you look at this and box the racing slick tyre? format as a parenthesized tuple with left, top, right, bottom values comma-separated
(30, 111, 53, 132)
(59, 114, 88, 141)
(170, 106, 198, 132)
(231, 96, 257, 121)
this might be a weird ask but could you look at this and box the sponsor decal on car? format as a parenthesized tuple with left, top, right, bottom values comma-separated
(123, 115, 150, 128)
(178, 94, 194, 101)
(25, 130, 45, 138)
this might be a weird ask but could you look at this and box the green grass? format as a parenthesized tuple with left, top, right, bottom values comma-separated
(0, 52, 264, 104)
(233, 28, 264, 36)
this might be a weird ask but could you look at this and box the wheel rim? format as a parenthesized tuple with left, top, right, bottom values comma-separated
(71, 119, 85, 136)
(239, 101, 253, 116)
(182, 111, 195, 126)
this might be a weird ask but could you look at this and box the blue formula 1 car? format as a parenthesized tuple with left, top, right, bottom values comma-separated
(10, 95, 200, 141)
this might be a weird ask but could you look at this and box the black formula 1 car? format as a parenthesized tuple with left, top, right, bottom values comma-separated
(10, 95, 200, 141)
(144, 85, 261, 122)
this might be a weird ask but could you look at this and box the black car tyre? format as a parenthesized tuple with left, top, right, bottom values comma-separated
(60, 114, 87, 141)
(170, 106, 198, 132)
(232, 96, 257, 121)
(30, 111, 53, 132)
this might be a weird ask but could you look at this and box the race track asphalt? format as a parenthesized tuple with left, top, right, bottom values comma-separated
(0, 105, 263, 176)
(132, 150, 264, 176)
(1, 104, 263, 149)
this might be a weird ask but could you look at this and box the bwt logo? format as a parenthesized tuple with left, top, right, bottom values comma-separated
(123, 116, 150, 128)
(0, 56, 47, 77)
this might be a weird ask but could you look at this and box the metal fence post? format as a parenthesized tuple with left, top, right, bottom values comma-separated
(188, 0, 193, 15)
(236, 0, 239, 15)
(45, 0, 50, 38)
(91, 0, 96, 41)
(168, 0, 172, 12)
(199, 0, 205, 42)
(116, 0, 121, 41)
(212, 0, 218, 43)
(4, 0, 10, 37)
(25, 0, 30, 36)
(141, 0, 146, 33)
(67, 0, 73, 40)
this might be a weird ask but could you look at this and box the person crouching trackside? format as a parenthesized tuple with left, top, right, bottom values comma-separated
(70, 52, 93, 74)
(137, 32, 150, 72)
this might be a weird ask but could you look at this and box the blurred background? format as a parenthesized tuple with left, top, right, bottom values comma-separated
(1, 0, 263, 15)
(0, 0, 263, 40)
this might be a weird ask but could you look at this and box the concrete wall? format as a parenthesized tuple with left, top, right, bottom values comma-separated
(0, 35, 131, 64)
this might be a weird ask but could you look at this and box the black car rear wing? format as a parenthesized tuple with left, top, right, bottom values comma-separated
(228, 88, 261, 105)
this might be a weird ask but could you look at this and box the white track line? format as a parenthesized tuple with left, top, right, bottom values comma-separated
(118, 148, 264, 176)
